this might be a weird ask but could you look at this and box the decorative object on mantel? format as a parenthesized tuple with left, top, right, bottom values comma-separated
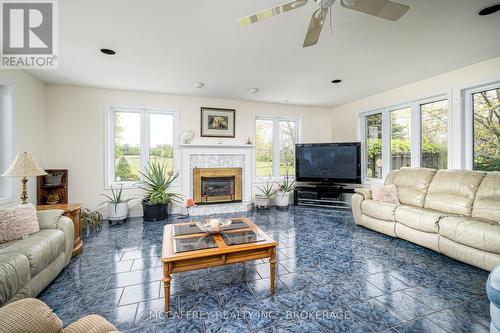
(276, 175, 296, 209)
(2, 152, 47, 204)
(37, 169, 68, 206)
(100, 184, 133, 225)
(246, 136, 253, 145)
(255, 180, 277, 209)
(181, 129, 195, 144)
(201, 107, 235, 138)
(140, 160, 182, 221)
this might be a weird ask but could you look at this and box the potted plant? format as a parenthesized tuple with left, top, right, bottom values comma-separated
(276, 176, 296, 208)
(255, 180, 277, 209)
(80, 208, 103, 234)
(139, 161, 181, 222)
(101, 185, 133, 224)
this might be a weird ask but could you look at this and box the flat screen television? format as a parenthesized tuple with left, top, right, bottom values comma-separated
(295, 143, 361, 183)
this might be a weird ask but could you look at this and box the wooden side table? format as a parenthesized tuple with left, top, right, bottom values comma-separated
(36, 204, 83, 257)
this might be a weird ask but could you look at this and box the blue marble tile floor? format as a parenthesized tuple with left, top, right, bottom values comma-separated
(37, 207, 490, 332)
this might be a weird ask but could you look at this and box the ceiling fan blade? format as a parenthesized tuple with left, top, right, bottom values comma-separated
(340, 0, 409, 21)
(238, 0, 308, 26)
(303, 8, 329, 48)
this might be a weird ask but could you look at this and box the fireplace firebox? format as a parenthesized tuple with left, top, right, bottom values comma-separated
(193, 168, 242, 204)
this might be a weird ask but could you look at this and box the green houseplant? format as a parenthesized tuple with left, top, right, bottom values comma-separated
(80, 208, 103, 233)
(100, 184, 134, 223)
(139, 160, 181, 221)
(255, 180, 277, 209)
(276, 176, 296, 208)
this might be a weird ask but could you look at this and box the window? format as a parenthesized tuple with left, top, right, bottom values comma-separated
(471, 86, 500, 171)
(421, 100, 448, 169)
(365, 113, 382, 179)
(390, 107, 412, 170)
(255, 117, 299, 178)
(361, 96, 449, 181)
(107, 107, 175, 186)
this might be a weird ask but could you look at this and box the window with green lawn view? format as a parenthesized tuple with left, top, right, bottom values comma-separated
(362, 96, 449, 181)
(472, 87, 500, 171)
(256, 117, 298, 178)
(110, 108, 175, 184)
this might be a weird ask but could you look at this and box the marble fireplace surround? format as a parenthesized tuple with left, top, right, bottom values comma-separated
(180, 144, 254, 215)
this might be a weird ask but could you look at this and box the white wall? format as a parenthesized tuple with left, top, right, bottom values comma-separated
(45, 85, 332, 214)
(0, 70, 47, 207)
(330, 56, 500, 169)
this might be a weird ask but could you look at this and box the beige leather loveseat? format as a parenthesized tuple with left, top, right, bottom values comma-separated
(351, 168, 500, 271)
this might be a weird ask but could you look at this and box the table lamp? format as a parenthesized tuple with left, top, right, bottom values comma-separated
(1, 152, 47, 204)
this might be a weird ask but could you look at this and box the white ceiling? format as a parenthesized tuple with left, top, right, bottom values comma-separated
(29, 0, 500, 107)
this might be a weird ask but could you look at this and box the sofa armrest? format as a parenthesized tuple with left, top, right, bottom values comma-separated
(0, 298, 63, 333)
(37, 209, 65, 229)
(37, 210, 74, 265)
(354, 188, 372, 200)
(63, 314, 120, 333)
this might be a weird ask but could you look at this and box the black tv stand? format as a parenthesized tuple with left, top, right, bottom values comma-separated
(294, 183, 361, 210)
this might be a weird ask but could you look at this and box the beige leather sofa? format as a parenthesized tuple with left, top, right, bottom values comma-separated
(0, 298, 120, 333)
(351, 168, 500, 271)
(0, 210, 74, 306)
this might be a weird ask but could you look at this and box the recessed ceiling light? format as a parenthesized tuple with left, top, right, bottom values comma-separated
(478, 3, 500, 16)
(331, 79, 342, 84)
(248, 88, 260, 94)
(193, 82, 205, 88)
(100, 48, 116, 55)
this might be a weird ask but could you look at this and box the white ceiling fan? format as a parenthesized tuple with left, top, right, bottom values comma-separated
(238, 0, 410, 48)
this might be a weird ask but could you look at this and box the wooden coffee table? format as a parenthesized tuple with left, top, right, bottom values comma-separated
(161, 216, 277, 314)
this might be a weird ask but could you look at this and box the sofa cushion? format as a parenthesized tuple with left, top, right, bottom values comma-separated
(425, 169, 486, 216)
(395, 206, 446, 233)
(361, 199, 398, 221)
(0, 204, 39, 242)
(385, 167, 437, 207)
(472, 172, 500, 222)
(0, 253, 30, 305)
(439, 216, 500, 254)
(0, 229, 66, 277)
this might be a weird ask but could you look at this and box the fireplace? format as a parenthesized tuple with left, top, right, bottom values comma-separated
(193, 168, 242, 204)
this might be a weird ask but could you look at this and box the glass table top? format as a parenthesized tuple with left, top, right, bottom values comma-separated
(173, 223, 203, 236)
(173, 235, 217, 253)
(221, 230, 266, 246)
(223, 220, 248, 231)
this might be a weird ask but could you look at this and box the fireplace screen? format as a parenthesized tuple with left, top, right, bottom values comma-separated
(202, 177, 235, 198)
(193, 168, 242, 204)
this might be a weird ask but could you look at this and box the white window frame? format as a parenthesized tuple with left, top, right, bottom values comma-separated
(463, 81, 500, 170)
(105, 106, 178, 189)
(359, 94, 450, 184)
(254, 116, 301, 182)
(0, 85, 14, 205)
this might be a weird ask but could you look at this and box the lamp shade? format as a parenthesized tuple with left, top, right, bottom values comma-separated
(1, 152, 47, 177)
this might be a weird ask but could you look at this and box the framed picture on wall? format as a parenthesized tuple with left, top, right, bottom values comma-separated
(201, 107, 235, 138)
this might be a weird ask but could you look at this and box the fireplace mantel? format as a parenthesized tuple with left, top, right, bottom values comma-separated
(180, 143, 254, 149)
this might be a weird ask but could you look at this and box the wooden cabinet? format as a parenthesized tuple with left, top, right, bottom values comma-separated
(37, 169, 68, 206)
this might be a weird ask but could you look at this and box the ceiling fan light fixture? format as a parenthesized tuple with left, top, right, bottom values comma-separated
(193, 82, 205, 88)
(478, 3, 500, 16)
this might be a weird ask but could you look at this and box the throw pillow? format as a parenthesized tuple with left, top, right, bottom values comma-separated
(0, 203, 39, 242)
(372, 184, 400, 204)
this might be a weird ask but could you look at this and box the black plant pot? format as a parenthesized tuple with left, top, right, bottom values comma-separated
(142, 201, 168, 222)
